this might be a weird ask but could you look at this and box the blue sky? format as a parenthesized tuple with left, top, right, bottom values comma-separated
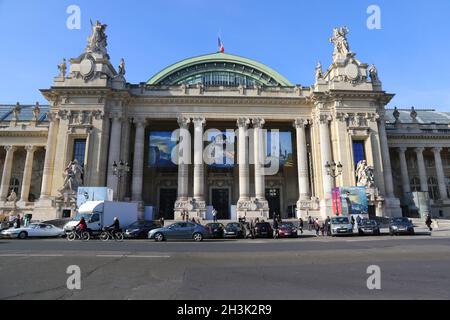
(0, 0, 449, 111)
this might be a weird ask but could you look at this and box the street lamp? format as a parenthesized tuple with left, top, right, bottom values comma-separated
(112, 160, 130, 201)
(325, 161, 343, 216)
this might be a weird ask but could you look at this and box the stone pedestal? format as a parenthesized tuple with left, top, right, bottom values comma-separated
(174, 198, 206, 221)
(237, 198, 269, 220)
(383, 198, 403, 218)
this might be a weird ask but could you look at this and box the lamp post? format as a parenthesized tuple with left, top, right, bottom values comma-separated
(325, 161, 343, 216)
(112, 160, 130, 201)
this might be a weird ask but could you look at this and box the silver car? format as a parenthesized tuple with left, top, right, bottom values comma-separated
(330, 217, 354, 236)
(1, 223, 65, 239)
(148, 222, 211, 242)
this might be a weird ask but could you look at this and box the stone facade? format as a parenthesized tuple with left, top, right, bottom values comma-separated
(0, 24, 449, 221)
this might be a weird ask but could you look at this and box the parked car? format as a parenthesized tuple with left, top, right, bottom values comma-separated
(254, 222, 273, 238)
(148, 222, 210, 242)
(224, 222, 245, 239)
(389, 217, 415, 236)
(205, 223, 225, 239)
(358, 219, 381, 236)
(124, 221, 162, 239)
(330, 217, 354, 236)
(1, 223, 65, 239)
(277, 222, 298, 238)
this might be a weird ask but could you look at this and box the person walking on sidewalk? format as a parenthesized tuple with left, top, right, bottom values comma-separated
(425, 214, 433, 232)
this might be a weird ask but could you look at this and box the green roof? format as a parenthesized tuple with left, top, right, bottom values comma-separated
(147, 52, 293, 86)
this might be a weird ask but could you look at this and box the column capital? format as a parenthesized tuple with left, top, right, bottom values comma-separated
(432, 147, 443, 155)
(293, 118, 309, 129)
(25, 145, 37, 153)
(414, 147, 425, 154)
(192, 117, 206, 127)
(237, 118, 250, 129)
(398, 147, 408, 154)
(317, 114, 332, 125)
(4, 145, 16, 153)
(110, 112, 123, 122)
(252, 118, 265, 128)
(177, 115, 191, 129)
(133, 117, 147, 127)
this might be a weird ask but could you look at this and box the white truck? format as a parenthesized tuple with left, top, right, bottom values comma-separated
(64, 201, 139, 234)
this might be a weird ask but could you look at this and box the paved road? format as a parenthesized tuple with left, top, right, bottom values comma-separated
(1, 235, 450, 300)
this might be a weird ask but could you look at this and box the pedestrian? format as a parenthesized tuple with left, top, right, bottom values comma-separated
(186, 211, 190, 222)
(14, 215, 21, 229)
(298, 217, 304, 235)
(212, 208, 217, 222)
(425, 214, 433, 232)
(325, 216, 331, 237)
(351, 216, 355, 229)
(273, 216, 279, 239)
(250, 219, 256, 239)
(255, 217, 260, 224)
(159, 217, 165, 227)
(356, 215, 362, 227)
(314, 218, 321, 236)
(308, 216, 313, 231)
(192, 217, 196, 224)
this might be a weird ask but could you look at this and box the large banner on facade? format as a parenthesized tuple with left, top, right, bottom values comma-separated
(332, 186, 369, 216)
(77, 187, 114, 208)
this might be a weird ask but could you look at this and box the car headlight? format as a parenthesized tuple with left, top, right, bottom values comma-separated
(392, 226, 398, 230)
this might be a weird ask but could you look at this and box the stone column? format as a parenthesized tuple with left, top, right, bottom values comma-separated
(131, 118, 146, 202)
(0, 146, 16, 201)
(19, 146, 37, 204)
(177, 116, 191, 201)
(378, 118, 395, 198)
(415, 147, 428, 192)
(397, 147, 411, 195)
(432, 147, 449, 200)
(193, 117, 206, 201)
(237, 118, 251, 201)
(40, 113, 59, 199)
(106, 114, 123, 198)
(252, 118, 266, 200)
(318, 115, 333, 198)
(294, 119, 310, 201)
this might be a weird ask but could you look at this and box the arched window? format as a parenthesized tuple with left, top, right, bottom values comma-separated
(9, 177, 20, 195)
(410, 177, 421, 192)
(428, 177, 439, 200)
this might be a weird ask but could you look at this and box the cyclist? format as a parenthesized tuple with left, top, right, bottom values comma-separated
(75, 217, 87, 237)
(107, 217, 121, 237)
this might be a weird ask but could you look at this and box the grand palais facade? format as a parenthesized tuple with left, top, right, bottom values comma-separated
(0, 23, 449, 222)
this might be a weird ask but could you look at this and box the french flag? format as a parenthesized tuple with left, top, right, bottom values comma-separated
(218, 37, 225, 53)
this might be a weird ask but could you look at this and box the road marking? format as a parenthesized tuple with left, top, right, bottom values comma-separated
(127, 255, 171, 259)
(96, 255, 125, 258)
(0, 254, 64, 258)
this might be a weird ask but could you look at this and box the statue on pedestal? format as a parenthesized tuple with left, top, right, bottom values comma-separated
(369, 64, 379, 82)
(58, 58, 67, 78)
(59, 160, 84, 195)
(118, 58, 126, 76)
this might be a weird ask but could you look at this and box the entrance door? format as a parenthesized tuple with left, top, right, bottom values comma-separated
(266, 188, 281, 219)
(159, 189, 177, 220)
(212, 189, 230, 219)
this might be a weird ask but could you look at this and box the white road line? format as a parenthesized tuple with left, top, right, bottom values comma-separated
(96, 255, 125, 258)
(0, 254, 64, 257)
(127, 255, 171, 259)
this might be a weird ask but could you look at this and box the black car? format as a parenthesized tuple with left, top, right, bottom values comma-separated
(224, 222, 245, 238)
(205, 223, 225, 239)
(389, 217, 415, 236)
(124, 221, 162, 239)
(254, 222, 273, 239)
(358, 219, 381, 236)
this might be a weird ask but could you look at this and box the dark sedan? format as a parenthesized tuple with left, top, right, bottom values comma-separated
(389, 217, 415, 236)
(358, 220, 381, 236)
(255, 222, 273, 238)
(224, 223, 245, 238)
(125, 221, 162, 239)
(277, 222, 299, 238)
(205, 223, 225, 239)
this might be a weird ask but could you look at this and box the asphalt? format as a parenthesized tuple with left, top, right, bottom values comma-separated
(1, 234, 450, 300)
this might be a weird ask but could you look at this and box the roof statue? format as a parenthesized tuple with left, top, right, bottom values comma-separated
(86, 20, 109, 58)
(58, 58, 67, 78)
(329, 26, 351, 61)
(118, 58, 126, 76)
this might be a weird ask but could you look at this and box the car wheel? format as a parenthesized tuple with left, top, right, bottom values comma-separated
(193, 233, 203, 242)
(18, 231, 28, 240)
(154, 233, 164, 242)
